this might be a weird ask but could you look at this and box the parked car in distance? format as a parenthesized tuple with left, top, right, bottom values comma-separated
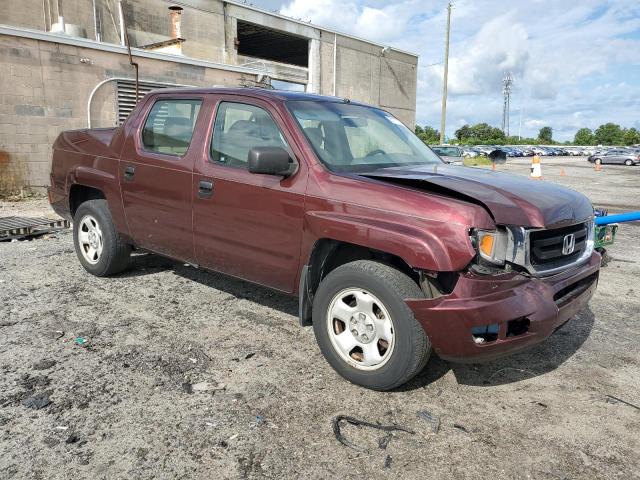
(431, 145, 464, 165)
(49, 88, 600, 390)
(461, 147, 479, 158)
(588, 149, 640, 166)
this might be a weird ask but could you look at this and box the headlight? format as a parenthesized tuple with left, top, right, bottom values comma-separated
(472, 228, 508, 266)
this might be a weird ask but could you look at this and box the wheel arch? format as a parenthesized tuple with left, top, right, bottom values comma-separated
(298, 239, 421, 326)
(65, 164, 130, 239)
(69, 184, 106, 217)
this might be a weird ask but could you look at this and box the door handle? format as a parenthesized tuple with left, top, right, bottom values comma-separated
(123, 165, 135, 181)
(198, 180, 214, 198)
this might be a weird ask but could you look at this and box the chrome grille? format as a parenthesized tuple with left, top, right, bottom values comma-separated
(530, 222, 588, 266)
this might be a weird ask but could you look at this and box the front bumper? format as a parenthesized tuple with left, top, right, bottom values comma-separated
(406, 252, 601, 362)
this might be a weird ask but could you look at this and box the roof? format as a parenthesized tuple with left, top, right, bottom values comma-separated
(150, 87, 369, 105)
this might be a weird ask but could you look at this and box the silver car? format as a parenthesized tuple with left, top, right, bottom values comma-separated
(431, 146, 464, 165)
(588, 149, 640, 166)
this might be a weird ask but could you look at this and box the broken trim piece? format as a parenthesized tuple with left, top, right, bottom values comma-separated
(332, 415, 415, 451)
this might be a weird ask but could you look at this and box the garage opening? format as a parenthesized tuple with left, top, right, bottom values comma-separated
(237, 21, 309, 67)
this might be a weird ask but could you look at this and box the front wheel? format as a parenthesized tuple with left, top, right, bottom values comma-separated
(73, 199, 131, 277)
(312, 260, 431, 390)
(625, 159, 633, 166)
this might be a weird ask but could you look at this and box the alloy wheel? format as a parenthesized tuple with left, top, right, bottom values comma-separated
(77, 215, 104, 264)
(326, 288, 395, 371)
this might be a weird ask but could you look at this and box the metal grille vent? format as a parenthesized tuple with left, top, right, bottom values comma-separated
(115, 80, 192, 125)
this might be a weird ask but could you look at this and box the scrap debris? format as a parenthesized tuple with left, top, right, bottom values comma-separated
(332, 415, 415, 451)
(605, 395, 640, 411)
(416, 410, 440, 433)
(453, 424, 470, 434)
(21, 394, 51, 410)
(378, 433, 392, 450)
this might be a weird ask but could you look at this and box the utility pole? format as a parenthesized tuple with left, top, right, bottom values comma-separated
(439, 2, 452, 145)
(501, 72, 513, 136)
(518, 107, 523, 140)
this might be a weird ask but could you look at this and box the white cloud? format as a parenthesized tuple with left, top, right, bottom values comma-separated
(280, 0, 412, 42)
(267, 0, 640, 140)
(425, 13, 530, 96)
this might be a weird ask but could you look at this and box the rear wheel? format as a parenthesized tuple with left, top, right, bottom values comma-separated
(625, 159, 633, 166)
(312, 260, 431, 390)
(73, 199, 131, 276)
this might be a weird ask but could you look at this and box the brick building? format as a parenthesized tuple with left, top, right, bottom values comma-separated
(0, 0, 419, 193)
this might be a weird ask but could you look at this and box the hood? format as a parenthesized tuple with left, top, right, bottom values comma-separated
(361, 164, 593, 228)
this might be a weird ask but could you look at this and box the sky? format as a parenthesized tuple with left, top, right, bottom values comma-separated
(248, 0, 640, 141)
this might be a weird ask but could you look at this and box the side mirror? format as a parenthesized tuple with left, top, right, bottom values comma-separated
(248, 147, 293, 177)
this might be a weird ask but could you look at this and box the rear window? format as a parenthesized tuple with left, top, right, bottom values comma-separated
(141, 99, 202, 156)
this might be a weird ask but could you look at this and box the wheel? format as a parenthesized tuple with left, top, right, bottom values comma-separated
(595, 158, 602, 165)
(73, 199, 131, 276)
(312, 260, 431, 390)
(625, 159, 633, 166)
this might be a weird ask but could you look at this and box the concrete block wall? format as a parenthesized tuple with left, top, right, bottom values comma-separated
(0, 0, 419, 193)
(0, 0, 96, 38)
(318, 31, 418, 127)
(122, 0, 226, 63)
(0, 33, 248, 194)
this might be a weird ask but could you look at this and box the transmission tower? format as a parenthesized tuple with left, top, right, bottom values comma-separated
(501, 72, 513, 136)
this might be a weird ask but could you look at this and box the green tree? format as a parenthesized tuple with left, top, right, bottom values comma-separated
(573, 128, 594, 145)
(594, 123, 624, 145)
(622, 127, 640, 146)
(454, 124, 472, 140)
(415, 125, 440, 144)
(538, 126, 553, 143)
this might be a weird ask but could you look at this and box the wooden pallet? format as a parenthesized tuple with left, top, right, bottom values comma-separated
(0, 216, 70, 241)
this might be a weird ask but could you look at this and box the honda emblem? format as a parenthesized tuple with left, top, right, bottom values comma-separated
(562, 233, 576, 255)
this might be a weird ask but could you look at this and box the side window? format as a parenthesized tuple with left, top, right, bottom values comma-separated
(210, 102, 289, 168)
(141, 99, 202, 156)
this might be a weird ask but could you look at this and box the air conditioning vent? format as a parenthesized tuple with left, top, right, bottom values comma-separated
(115, 80, 188, 125)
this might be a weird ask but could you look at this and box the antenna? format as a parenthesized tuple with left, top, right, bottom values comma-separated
(501, 72, 513, 136)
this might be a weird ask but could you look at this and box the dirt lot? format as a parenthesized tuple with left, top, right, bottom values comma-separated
(1, 157, 639, 479)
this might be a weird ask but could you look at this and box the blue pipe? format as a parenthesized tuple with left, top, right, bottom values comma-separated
(595, 211, 640, 225)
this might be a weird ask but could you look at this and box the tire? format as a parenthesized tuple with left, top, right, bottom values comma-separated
(625, 159, 633, 166)
(312, 260, 431, 390)
(595, 158, 602, 165)
(73, 199, 131, 277)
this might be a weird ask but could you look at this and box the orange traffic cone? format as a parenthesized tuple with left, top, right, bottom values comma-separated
(530, 155, 543, 179)
(594, 161, 603, 172)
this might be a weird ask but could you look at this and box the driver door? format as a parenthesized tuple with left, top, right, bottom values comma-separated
(192, 95, 308, 293)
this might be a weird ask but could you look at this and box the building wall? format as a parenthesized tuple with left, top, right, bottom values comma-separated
(318, 31, 418, 126)
(0, 0, 418, 193)
(0, 33, 252, 193)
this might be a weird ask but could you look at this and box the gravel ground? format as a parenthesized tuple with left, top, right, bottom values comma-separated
(1, 157, 639, 479)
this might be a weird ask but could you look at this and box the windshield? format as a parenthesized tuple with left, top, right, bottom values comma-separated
(287, 100, 442, 173)
(432, 146, 462, 157)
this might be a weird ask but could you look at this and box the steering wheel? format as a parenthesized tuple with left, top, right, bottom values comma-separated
(365, 149, 386, 158)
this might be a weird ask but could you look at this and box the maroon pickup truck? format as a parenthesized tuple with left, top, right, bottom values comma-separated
(49, 88, 600, 390)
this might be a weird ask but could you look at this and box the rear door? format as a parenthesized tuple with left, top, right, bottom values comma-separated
(607, 150, 624, 164)
(119, 95, 205, 262)
(192, 95, 308, 293)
